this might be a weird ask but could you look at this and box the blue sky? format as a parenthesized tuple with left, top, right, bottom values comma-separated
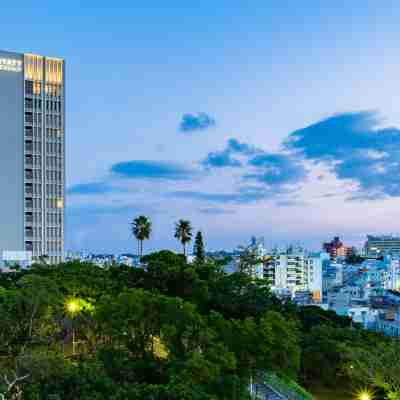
(2, 1, 400, 252)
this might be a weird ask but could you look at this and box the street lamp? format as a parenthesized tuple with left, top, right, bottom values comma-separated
(65, 298, 81, 355)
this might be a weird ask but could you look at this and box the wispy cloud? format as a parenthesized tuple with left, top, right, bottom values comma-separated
(245, 153, 307, 187)
(202, 149, 242, 168)
(202, 138, 261, 168)
(275, 199, 306, 207)
(179, 112, 216, 132)
(199, 207, 236, 215)
(111, 160, 197, 180)
(284, 111, 400, 199)
(171, 186, 271, 204)
(67, 182, 123, 196)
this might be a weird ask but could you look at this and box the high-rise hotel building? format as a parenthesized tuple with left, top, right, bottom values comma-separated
(0, 50, 65, 265)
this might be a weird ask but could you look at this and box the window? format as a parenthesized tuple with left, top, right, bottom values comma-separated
(25, 81, 33, 95)
(25, 169, 33, 180)
(25, 141, 33, 152)
(25, 227, 33, 237)
(25, 126, 33, 138)
(25, 112, 33, 124)
(33, 81, 41, 95)
(36, 113, 42, 126)
(25, 98, 33, 109)
(25, 212, 33, 223)
(25, 155, 33, 165)
(25, 198, 33, 208)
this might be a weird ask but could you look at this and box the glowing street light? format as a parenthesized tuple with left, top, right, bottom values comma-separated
(355, 388, 374, 400)
(65, 298, 82, 356)
(66, 299, 80, 316)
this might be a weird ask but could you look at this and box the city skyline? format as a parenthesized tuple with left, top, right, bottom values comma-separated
(2, 2, 400, 252)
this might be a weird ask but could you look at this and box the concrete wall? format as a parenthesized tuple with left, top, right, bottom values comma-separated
(0, 50, 24, 259)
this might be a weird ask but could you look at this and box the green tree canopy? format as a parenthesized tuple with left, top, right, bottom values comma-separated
(193, 231, 205, 264)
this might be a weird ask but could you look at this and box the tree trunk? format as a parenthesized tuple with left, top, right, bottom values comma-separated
(140, 240, 143, 258)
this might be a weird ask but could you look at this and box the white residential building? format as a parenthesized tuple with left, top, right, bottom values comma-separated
(266, 247, 329, 302)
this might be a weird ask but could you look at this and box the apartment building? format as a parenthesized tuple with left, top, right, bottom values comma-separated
(265, 247, 329, 302)
(0, 50, 65, 266)
(365, 235, 400, 257)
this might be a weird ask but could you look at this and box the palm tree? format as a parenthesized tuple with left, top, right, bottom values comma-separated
(131, 216, 152, 258)
(174, 219, 193, 257)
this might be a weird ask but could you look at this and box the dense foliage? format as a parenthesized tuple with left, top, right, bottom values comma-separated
(0, 250, 396, 399)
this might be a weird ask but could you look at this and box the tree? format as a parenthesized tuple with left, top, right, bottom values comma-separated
(16, 275, 61, 340)
(131, 216, 152, 258)
(344, 340, 400, 399)
(174, 220, 193, 257)
(0, 370, 29, 400)
(141, 251, 200, 300)
(193, 231, 205, 264)
(237, 247, 262, 277)
(345, 254, 364, 265)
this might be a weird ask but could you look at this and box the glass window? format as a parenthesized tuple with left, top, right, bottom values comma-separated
(25, 81, 33, 95)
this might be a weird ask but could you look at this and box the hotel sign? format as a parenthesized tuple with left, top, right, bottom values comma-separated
(0, 57, 22, 72)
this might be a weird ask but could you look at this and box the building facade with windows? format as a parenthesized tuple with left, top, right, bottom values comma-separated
(365, 235, 400, 257)
(0, 50, 65, 265)
(264, 247, 329, 302)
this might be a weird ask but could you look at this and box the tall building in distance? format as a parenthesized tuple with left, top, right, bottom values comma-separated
(0, 50, 65, 266)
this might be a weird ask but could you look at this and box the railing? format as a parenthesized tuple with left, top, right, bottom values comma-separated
(262, 372, 314, 400)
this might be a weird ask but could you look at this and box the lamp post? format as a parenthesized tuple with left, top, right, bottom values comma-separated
(65, 299, 80, 356)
